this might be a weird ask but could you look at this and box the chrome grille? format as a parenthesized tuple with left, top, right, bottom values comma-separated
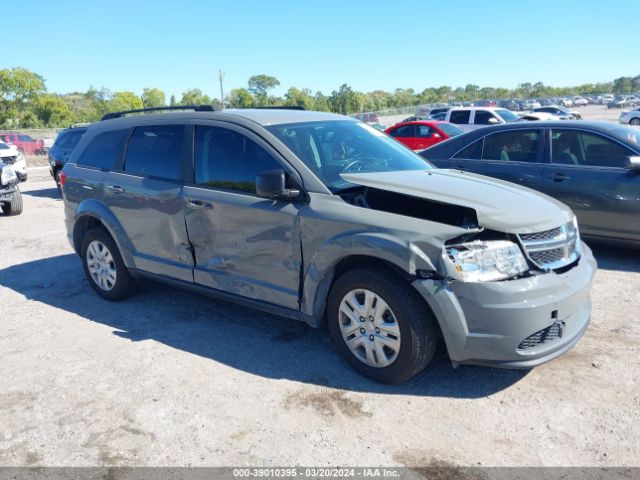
(518, 222, 580, 270)
(518, 321, 564, 350)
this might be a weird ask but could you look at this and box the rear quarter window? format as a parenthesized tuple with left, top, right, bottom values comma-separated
(76, 129, 129, 170)
(449, 110, 471, 124)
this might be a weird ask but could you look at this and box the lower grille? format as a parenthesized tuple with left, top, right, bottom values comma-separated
(518, 321, 564, 350)
(1, 155, 17, 165)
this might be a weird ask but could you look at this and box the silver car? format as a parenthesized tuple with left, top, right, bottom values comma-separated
(61, 107, 596, 383)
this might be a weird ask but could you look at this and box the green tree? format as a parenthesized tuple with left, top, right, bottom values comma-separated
(613, 76, 633, 93)
(227, 88, 255, 108)
(248, 75, 280, 105)
(313, 91, 330, 112)
(34, 94, 73, 126)
(285, 87, 314, 109)
(0, 67, 46, 126)
(464, 84, 479, 99)
(180, 88, 211, 105)
(141, 87, 166, 108)
(329, 84, 360, 114)
(108, 91, 143, 112)
(169, 95, 177, 106)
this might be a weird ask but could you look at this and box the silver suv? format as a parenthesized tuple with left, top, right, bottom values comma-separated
(61, 106, 596, 383)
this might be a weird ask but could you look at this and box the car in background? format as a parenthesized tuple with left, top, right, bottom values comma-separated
(498, 99, 520, 111)
(0, 140, 27, 182)
(354, 112, 380, 123)
(0, 132, 46, 155)
(518, 99, 541, 110)
(0, 161, 23, 216)
(518, 112, 558, 121)
(474, 100, 496, 107)
(573, 96, 588, 107)
(443, 107, 521, 131)
(558, 98, 574, 107)
(619, 107, 640, 125)
(385, 121, 463, 150)
(607, 95, 639, 109)
(532, 105, 582, 120)
(420, 121, 640, 247)
(401, 115, 431, 123)
(427, 107, 450, 117)
(48, 124, 89, 188)
(429, 112, 448, 121)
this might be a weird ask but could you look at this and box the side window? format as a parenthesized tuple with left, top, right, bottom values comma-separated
(416, 125, 434, 138)
(66, 131, 85, 149)
(391, 125, 415, 137)
(76, 129, 129, 170)
(54, 132, 70, 148)
(474, 111, 496, 125)
(551, 130, 633, 168)
(194, 126, 282, 193)
(449, 110, 471, 124)
(483, 130, 540, 162)
(453, 139, 483, 160)
(123, 125, 185, 181)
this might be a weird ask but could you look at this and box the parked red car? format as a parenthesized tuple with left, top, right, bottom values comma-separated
(0, 132, 45, 155)
(385, 121, 464, 150)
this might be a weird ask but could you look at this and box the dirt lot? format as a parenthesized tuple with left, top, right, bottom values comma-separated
(0, 171, 639, 468)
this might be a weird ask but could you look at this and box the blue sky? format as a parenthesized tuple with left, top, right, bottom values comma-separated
(8, 0, 639, 99)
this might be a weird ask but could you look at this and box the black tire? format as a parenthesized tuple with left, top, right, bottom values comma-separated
(81, 227, 137, 301)
(327, 267, 437, 384)
(2, 188, 23, 216)
(53, 168, 61, 191)
(630, 118, 640, 126)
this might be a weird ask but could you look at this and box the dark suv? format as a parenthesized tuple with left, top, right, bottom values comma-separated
(61, 106, 595, 383)
(48, 124, 89, 188)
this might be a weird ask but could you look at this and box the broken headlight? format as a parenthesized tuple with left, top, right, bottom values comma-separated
(446, 240, 528, 282)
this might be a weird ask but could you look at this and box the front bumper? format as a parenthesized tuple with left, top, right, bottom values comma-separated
(413, 243, 596, 368)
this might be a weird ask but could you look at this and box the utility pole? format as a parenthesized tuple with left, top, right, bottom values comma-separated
(219, 70, 225, 109)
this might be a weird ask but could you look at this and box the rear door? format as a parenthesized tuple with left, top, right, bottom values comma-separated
(542, 129, 640, 242)
(105, 124, 194, 282)
(465, 128, 544, 190)
(182, 123, 303, 310)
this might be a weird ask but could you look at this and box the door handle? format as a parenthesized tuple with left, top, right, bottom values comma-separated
(549, 173, 570, 182)
(106, 185, 125, 194)
(187, 200, 212, 209)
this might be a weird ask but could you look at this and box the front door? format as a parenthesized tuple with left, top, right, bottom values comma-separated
(465, 128, 544, 191)
(182, 124, 302, 310)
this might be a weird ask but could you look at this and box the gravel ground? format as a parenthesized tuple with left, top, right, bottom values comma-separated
(0, 171, 638, 468)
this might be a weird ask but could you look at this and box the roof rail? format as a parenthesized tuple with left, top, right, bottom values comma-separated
(101, 105, 216, 121)
(246, 106, 306, 111)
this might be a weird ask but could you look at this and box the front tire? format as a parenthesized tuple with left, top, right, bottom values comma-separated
(1, 187, 23, 216)
(81, 228, 137, 301)
(327, 267, 437, 384)
(630, 118, 640, 126)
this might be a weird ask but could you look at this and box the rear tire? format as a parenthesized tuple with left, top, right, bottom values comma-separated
(2, 188, 23, 216)
(327, 267, 437, 384)
(630, 118, 640, 126)
(81, 228, 137, 301)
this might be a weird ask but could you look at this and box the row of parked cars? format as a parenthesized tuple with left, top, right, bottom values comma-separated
(0, 138, 28, 216)
(45, 103, 629, 384)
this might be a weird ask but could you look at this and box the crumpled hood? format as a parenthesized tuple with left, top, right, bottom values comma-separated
(340, 169, 574, 234)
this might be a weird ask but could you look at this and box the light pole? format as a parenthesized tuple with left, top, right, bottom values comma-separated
(219, 70, 225, 109)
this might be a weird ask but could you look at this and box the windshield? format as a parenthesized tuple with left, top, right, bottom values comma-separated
(495, 109, 520, 122)
(266, 120, 431, 191)
(18, 134, 34, 141)
(437, 123, 464, 137)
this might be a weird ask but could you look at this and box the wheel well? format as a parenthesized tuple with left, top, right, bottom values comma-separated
(316, 255, 445, 340)
(73, 215, 108, 254)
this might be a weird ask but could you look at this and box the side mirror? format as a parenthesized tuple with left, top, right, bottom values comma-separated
(488, 117, 500, 124)
(256, 169, 300, 200)
(431, 133, 442, 139)
(627, 156, 640, 172)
